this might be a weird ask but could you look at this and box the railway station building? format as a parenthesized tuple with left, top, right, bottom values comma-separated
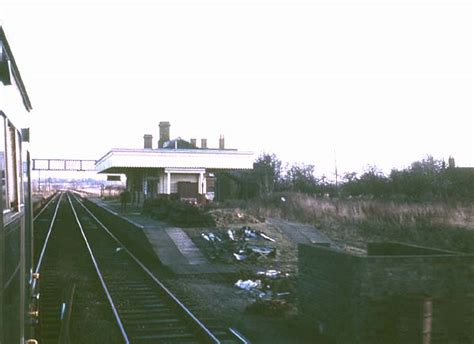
(95, 122, 254, 203)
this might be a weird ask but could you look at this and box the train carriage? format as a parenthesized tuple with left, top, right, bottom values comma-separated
(0, 26, 33, 344)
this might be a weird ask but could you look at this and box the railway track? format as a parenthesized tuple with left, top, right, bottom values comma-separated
(34, 192, 243, 343)
(33, 192, 65, 343)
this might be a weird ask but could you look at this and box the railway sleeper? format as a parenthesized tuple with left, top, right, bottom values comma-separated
(117, 296, 169, 302)
(117, 302, 171, 310)
(125, 318, 181, 325)
(127, 323, 191, 334)
(117, 290, 158, 295)
(131, 331, 197, 341)
(108, 286, 153, 292)
(118, 305, 171, 312)
(120, 311, 174, 318)
(128, 326, 190, 335)
(121, 313, 178, 321)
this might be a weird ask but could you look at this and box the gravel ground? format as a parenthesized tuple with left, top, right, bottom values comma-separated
(168, 274, 317, 343)
(171, 209, 320, 343)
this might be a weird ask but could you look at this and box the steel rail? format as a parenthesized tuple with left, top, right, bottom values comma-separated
(71, 193, 221, 344)
(66, 193, 130, 344)
(58, 283, 76, 344)
(32, 192, 63, 292)
(33, 191, 61, 221)
(228, 328, 251, 344)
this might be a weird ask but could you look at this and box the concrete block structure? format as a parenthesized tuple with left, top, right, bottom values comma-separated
(298, 242, 474, 343)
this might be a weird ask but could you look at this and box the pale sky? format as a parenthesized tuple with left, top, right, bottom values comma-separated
(1, 0, 472, 179)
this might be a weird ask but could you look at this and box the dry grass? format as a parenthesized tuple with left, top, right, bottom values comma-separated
(234, 193, 474, 253)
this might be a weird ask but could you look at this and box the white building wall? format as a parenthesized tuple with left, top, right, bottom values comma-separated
(96, 149, 254, 172)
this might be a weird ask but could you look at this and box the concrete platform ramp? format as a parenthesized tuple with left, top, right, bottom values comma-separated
(266, 217, 334, 246)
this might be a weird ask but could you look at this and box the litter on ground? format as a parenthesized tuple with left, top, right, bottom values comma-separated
(201, 226, 277, 262)
(233, 269, 292, 303)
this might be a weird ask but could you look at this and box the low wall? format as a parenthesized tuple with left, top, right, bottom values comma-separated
(298, 243, 474, 343)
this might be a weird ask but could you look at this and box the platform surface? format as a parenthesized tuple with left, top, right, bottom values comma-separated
(89, 198, 236, 274)
(266, 217, 334, 246)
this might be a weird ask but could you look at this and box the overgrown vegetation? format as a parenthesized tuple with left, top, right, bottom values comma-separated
(229, 154, 474, 203)
(142, 198, 215, 227)
(218, 193, 474, 253)
(139, 154, 473, 252)
(215, 154, 474, 253)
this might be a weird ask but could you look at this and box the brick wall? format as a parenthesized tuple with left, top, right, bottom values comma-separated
(298, 244, 361, 343)
(298, 243, 474, 343)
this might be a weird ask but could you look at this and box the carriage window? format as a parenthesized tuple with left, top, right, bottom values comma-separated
(5, 120, 18, 211)
(16, 131, 23, 205)
(0, 116, 5, 209)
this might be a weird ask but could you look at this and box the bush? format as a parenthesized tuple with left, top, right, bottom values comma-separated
(142, 198, 215, 227)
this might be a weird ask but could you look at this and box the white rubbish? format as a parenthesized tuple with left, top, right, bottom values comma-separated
(259, 232, 276, 242)
(233, 252, 247, 261)
(234, 279, 262, 291)
(227, 229, 236, 241)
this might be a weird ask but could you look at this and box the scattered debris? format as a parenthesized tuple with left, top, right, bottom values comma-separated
(201, 226, 277, 262)
(256, 269, 289, 279)
(233, 269, 292, 303)
(247, 244, 276, 258)
(259, 232, 276, 243)
(234, 279, 262, 291)
(233, 251, 248, 261)
(201, 232, 222, 243)
(227, 226, 276, 243)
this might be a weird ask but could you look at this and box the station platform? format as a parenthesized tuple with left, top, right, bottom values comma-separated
(87, 198, 237, 275)
(266, 218, 334, 246)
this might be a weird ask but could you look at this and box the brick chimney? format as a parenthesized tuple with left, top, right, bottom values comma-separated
(448, 156, 455, 169)
(143, 134, 153, 149)
(201, 138, 207, 149)
(190, 138, 197, 147)
(158, 122, 170, 148)
(219, 135, 225, 149)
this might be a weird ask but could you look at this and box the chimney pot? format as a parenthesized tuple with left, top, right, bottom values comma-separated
(158, 122, 170, 148)
(201, 138, 207, 149)
(448, 156, 455, 168)
(144, 134, 153, 149)
(190, 138, 197, 147)
(219, 135, 225, 150)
